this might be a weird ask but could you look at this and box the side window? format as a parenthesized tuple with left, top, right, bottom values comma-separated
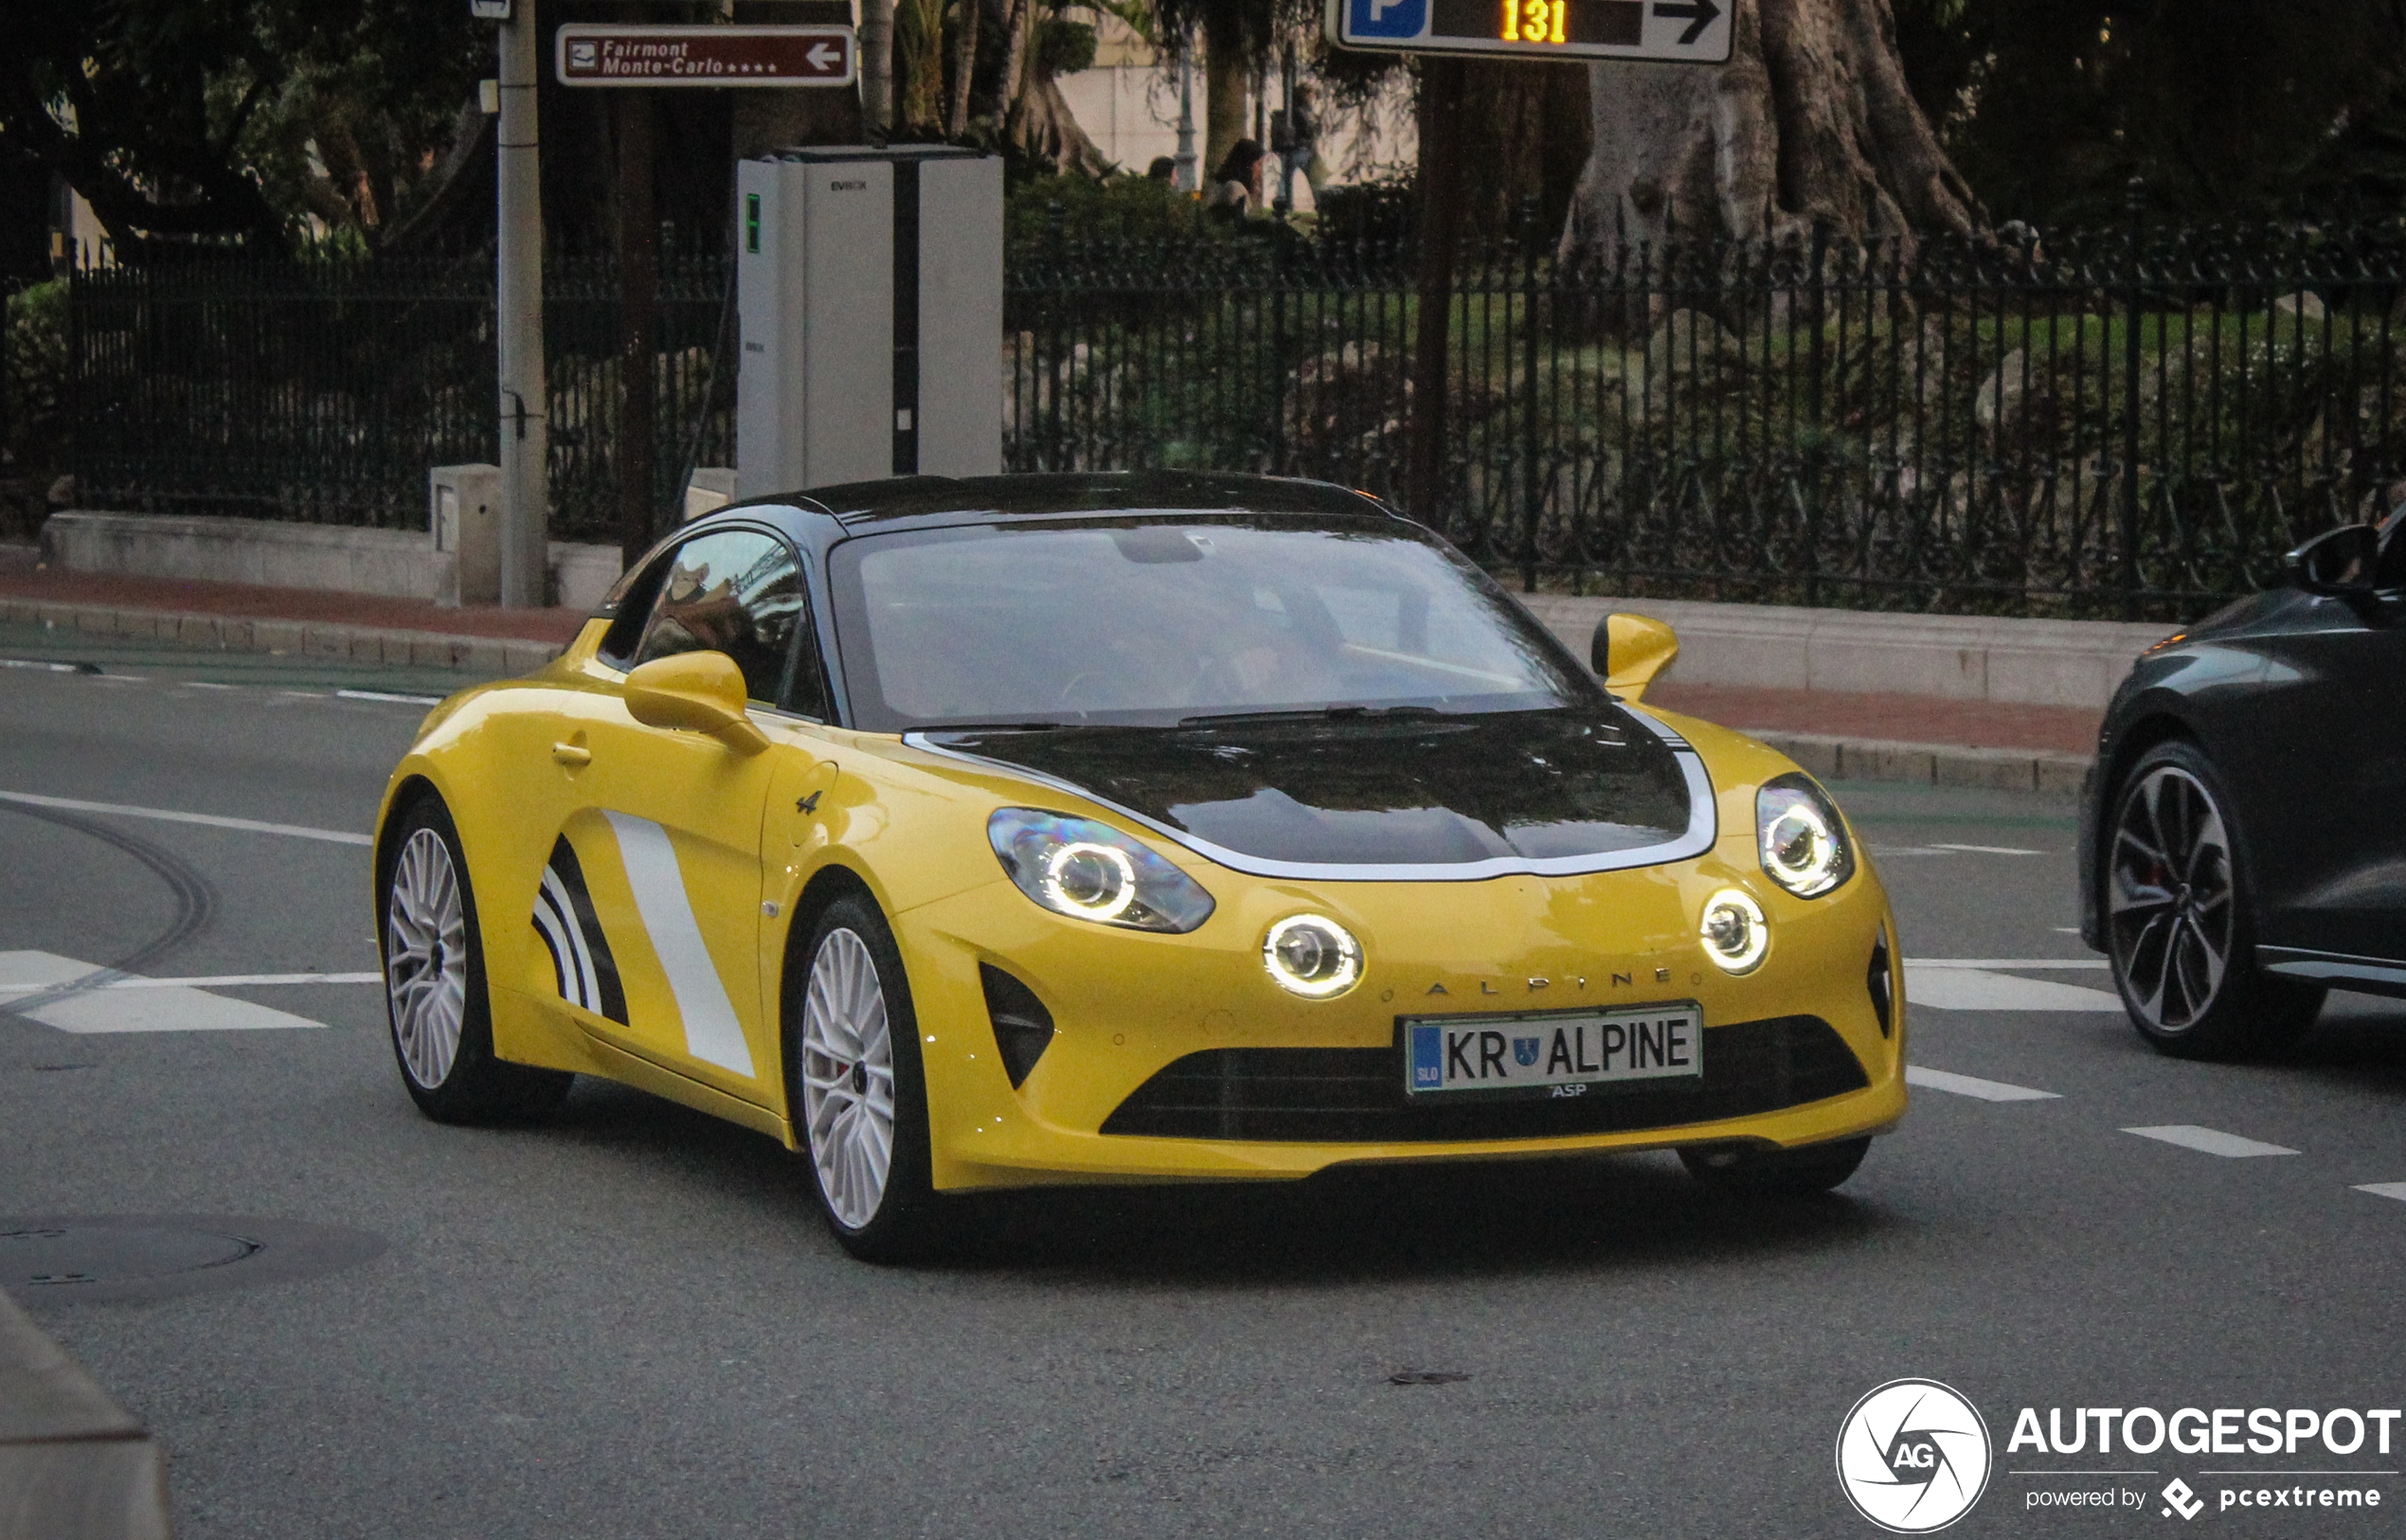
(2379, 510, 2406, 591)
(629, 528, 806, 706)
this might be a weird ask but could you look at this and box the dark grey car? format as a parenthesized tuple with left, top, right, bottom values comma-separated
(2078, 508, 2406, 1057)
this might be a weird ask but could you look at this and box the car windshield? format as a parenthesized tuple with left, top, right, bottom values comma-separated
(829, 512, 1602, 731)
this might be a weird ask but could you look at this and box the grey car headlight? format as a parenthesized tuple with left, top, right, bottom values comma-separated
(988, 808, 1215, 933)
(1756, 773, 1855, 898)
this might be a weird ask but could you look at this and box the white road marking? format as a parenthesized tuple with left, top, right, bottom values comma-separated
(0, 658, 82, 673)
(2123, 1124, 2298, 1158)
(0, 951, 327, 1032)
(1912, 958, 2110, 970)
(1905, 965, 2124, 1012)
(2053, 926, 2083, 935)
(1931, 842, 2044, 855)
(1870, 845, 1950, 856)
(602, 813, 756, 1077)
(1906, 1065, 2062, 1101)
(0, 789, 371, 846)
(184, 681, 237, 690)
(2351, 1183, 2406, 1203)
(0, 971, 378, 994)
(336, 689, 442, 706)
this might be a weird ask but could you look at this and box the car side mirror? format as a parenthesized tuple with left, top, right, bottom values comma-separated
(623, 651, 768, 754)
(2288, 524, 2379, 597)
(1589, 613, 1679, 701)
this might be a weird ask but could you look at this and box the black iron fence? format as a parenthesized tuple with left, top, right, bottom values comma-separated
(1008, 209, 2406, 618)
(70, 247, 733, 543)
(67, 208, 2406, 617)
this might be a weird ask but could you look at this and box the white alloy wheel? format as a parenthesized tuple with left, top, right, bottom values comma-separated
(386, 826, 468, 1089)
(800, 927, 898, 1229)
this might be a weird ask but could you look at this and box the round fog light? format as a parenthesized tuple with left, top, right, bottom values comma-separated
(1700, 888, 1769, 974)
(1263, 915, 1362, 998)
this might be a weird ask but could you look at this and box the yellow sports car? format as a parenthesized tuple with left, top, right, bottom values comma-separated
(375, 472, 1905, 1259)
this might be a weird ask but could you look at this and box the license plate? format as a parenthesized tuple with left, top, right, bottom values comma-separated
(1404, 1003, 1703, 1099)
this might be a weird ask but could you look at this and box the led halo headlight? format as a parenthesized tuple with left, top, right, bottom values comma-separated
(988, 809, 1214, 933)
(1700, 887, 1770, 974)
(1756, 773, 1856, 899)
(1263, 914, 1363, 998)
(1040, 841, 1138, 922)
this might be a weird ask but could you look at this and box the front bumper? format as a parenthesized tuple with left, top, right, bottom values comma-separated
(889, 845, 1907, 1191)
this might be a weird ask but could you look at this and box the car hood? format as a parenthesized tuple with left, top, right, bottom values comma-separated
(917, 706, 1710, 876)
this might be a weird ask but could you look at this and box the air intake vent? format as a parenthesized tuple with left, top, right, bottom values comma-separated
(980, 964, 1054, 1088)
(1101, 1014, 1867, 1142)
(1867, 925, 1894, 1038)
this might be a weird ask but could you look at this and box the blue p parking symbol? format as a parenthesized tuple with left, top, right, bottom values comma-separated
(1348, 0, 1427, 40)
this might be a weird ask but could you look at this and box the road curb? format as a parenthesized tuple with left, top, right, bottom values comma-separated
(1746, 730, 2092, 796)
(1, 1290, 172, 1539)
(0, 595, 564, 678)
(1741, 731, 2097, 794)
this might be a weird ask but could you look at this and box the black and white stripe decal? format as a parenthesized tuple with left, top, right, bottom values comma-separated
(531, 835, 628, 1025)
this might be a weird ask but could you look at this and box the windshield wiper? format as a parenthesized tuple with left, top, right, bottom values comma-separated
(921, 720, 1068, 733)
(1176, 704, 1445, 727)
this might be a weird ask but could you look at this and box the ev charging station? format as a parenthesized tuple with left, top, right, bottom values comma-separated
(735, 146, 1004, 497)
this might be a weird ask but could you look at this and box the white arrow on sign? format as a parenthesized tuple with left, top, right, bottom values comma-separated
(807, 41, 842, 69)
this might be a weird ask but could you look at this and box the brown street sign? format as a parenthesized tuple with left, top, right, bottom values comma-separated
(555, 25, 858, 87)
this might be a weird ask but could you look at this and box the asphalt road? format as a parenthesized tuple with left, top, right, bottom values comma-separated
(4, 646, 2404, 1539)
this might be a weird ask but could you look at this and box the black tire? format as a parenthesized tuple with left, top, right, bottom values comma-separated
(1680, 1136, 1871, 1195)
(785, 892, 950, 1263)
(2103, 740, 2324, 1060)
(378, 794, 574, 1124)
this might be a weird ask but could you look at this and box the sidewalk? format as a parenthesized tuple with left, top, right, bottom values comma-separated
(0, 545, 584, 676)
(0, 546, 2100, 792)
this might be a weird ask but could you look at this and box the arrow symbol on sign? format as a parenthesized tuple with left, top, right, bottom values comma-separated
(1651, 0, 1720, 45)
(807, 41, 842, 69)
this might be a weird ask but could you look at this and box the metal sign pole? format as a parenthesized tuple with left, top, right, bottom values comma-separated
(496, 0, 549, 608)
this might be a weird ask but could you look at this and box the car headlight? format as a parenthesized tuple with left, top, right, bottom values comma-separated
(1700, 887, 1769, 974)
(1263, 915, 1362, 998)
(987, 809, 1214, 933)
(1756, 773, 1855, 898)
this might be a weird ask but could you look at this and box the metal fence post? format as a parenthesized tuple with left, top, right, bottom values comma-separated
(2122, 177, 2146, 618)
(1518, 196, 1543, 591)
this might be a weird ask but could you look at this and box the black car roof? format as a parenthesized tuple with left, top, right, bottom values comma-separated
(599, 472, 1410, 620)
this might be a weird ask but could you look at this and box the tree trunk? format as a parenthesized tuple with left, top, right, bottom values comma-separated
(1561, 0, 1978, 265)
(1013, 74, 1114, 176)
(947, 0, 980, 137)
(1203, 36, 1248, 186)
(993, 0, 1032, 139)
(861, 0, 896, 140)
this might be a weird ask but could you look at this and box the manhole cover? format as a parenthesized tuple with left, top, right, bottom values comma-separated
(0, 1215, 386, 1304)
(2, 1223, 260, 1286)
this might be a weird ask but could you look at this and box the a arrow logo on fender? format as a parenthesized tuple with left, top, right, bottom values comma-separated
(1651, 0, 1720, 45)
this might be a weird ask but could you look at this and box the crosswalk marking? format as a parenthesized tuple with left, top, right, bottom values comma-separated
(1907, 1065, 2062, 1101)
(0, 971, 378, 994)
(2351, 1183, 2406, 1203)
(2123, 1125, 2298, 1158)
(0, 951, 329, 1033)
(1912, 958, 2108, 970)
(1904, 965, 2124, 1012)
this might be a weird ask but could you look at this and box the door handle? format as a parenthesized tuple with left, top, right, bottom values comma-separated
(551, 741, 592, 767)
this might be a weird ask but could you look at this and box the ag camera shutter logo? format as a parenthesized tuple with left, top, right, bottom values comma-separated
(1836, 1379, 1992, 1532)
